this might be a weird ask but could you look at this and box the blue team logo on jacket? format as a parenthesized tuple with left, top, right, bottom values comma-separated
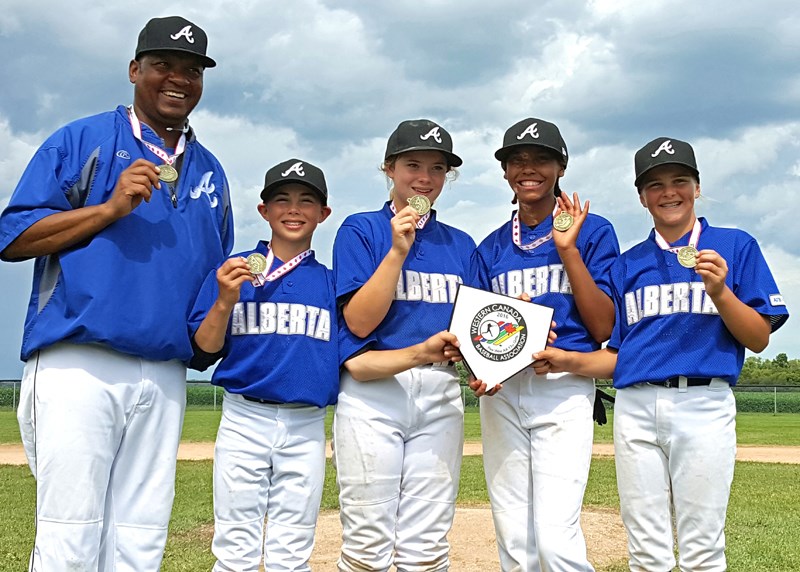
(470, 304, 527, 362)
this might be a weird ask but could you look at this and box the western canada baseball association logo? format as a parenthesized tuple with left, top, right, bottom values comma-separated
(470, 303, 527, 362)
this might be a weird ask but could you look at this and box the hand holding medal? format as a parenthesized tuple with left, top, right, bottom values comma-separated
(553, 192, 589, 249)
(215, 257, 256, 307)
(693, 249, 729, 298)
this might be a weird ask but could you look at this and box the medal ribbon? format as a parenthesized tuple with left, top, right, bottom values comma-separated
(653, 218, 701, 255)
(511, 205, 559, 251)
(127, 106, 186, 167)
(389, 201, 431, 229)
(252, 246, 313, 287)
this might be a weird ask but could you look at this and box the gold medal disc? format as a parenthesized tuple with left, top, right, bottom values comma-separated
(552, 212, 574, 232)
(246, 253, 268, 275)
(677, 246, 699, 268)
(158, 164, 179, 183)
(407, 195, 431, 216)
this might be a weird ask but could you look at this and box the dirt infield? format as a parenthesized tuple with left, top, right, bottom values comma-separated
(2, 441, 799, 465)
(309, 506, 628, 569)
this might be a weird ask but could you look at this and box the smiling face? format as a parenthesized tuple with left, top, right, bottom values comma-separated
(129, 51, 205, 141)
(638, 164, 700, 239)
(384, 150, 449, 209)
(258, 184, 331, 253)
(503, 146, 565, 207)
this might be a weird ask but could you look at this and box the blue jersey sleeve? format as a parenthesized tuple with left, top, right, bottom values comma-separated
(0, 131, 110, 258)
(581, 219, 620, 297)
(333, 216, 382, 301)
(731, 237, 789, 332)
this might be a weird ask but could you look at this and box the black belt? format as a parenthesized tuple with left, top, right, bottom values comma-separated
(242, 395, 285, 405)
(425, 361, 455, 367)
(648, 377, 712, 388)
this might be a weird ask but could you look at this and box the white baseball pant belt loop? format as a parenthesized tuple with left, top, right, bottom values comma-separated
(19, 342, 186, 572)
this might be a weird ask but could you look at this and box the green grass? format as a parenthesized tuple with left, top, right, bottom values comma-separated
(1, 408, 798, 446)
(2, 457, 798, 571)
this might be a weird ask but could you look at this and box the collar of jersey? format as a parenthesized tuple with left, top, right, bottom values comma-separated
(647, 216, 708, 246)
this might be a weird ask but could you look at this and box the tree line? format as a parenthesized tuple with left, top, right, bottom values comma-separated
(739, 353, 800, 385)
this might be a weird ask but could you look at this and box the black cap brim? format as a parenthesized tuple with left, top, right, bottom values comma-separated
(136, 47, 216, 68)
(387, 146, 463, 167)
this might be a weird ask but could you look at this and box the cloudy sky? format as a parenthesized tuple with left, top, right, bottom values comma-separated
(1, 0, 798, 378)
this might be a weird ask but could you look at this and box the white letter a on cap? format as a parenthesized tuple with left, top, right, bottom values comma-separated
(170, 26, 195, 43)
(281, 162, 305, 177)
(420, 127, 442, 143)
(516, 123, 539, 140)
(650, 140, 675, 157)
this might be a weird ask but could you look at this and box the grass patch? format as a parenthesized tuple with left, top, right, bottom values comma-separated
(1, 409, 798, 446)
(2, 456, 798, 570)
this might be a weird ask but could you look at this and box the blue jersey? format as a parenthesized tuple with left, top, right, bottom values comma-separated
(473, 210, 619, 352)
(188, 243, 339, 407)
(608, 218, 789, 387)
(0, 106, 233, 362)
(333, 202, 477, 359)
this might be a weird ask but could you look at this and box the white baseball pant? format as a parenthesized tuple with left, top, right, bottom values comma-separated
(17, 343, 186, 572)
(614, 380, 736, 572)
(334, 364, 464, 572)
(480, 370, 595, 572)
(212, 392, 326, 572)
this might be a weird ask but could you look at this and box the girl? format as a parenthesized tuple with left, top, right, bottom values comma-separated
(471, 117, 619, 572)
(534, 137, 789, 571)
(332, 119, 475, 571)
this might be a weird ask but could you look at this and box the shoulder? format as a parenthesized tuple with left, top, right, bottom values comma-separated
(702, 223, 756, 244)
(338, 208, 388, 235)
(41, 109, 121, 151)
(476, 221, 508, 251)
(584, 212, 615, 229)
(435, 220, 477, 247)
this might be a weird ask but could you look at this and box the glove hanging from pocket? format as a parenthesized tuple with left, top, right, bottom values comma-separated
(592, 388, 615, 426)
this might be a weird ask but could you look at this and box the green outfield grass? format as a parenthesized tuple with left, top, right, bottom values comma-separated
(2, 457, 798, 571)
(2, 408, 798, 446)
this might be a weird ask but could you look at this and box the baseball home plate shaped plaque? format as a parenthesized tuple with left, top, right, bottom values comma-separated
(449, 285, 554, 390)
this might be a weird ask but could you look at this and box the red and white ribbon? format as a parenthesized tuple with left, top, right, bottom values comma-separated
(128, 106, 186, 167)
(252, 246, 313, 287)
(511, 205, 559, 251)
(389, 201, 431, 229)
(654, 218, 701, 254)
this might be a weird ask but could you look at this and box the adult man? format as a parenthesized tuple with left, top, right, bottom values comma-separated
(0, 16, 232, 571)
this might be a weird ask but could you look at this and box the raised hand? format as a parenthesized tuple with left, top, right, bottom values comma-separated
(553, 192, 589, 251)
(215, 257, 255, 308)
(106, 159, 162, 219)
(390, 205, 421, 257)
(694, 249, 728, 299)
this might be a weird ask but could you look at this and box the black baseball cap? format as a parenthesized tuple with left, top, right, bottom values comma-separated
(634, 137, 699, 189)
(384, 119, 463, 167)
(135, 16, 216, 68)
(495, 118, 569, 166)
(261, 159, 328, 205)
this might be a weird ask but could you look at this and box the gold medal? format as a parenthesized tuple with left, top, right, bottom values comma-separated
(407, 195, 431, 216)
(552, 212, 574, 232)
(246, 253, 268, 275)
(677, 246, 699, 268)
(158, 164, 179, 183)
